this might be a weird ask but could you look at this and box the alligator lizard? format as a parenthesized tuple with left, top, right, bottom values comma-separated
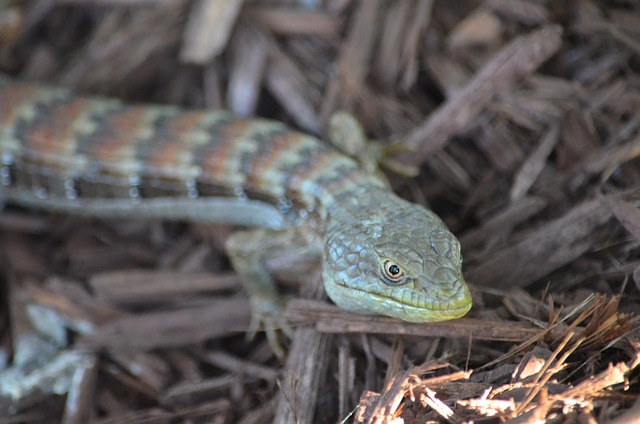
(0, 74, 472, 346)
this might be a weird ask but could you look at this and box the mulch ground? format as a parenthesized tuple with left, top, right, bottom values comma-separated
(1, 1, 639, 423)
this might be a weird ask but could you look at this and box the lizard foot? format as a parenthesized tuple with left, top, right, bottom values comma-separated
(246, 297, 294, 359)
(328, 112, 420, 183)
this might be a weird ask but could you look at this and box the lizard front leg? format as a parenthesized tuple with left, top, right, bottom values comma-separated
(328, 112, 419, 180)
(225, 227, 320, 358)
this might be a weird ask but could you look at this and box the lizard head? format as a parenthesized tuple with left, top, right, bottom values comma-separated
(323, 198, 472, 323)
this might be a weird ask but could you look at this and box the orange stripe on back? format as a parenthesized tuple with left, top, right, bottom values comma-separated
(23, 97, 90, 157)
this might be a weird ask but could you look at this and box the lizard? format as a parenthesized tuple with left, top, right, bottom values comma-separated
(0, 74, 472, 355)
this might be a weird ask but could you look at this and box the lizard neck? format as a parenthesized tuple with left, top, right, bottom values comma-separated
(312, 171, 388, 223)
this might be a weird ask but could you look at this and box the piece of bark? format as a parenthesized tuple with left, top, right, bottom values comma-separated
(273, 272, 329, 424)
(265, 37, 321, 133)
(509, 124, 559, 202)
(180, 0, 244, 64)
(61, 354, 99, 424)
(606, 197, 640, 240)
(448, 8, 503, 50)
(226, 23, 268, 117)
(244, 6, 340, 37)
(78, 298, 250, 350)
(486, 0, 550, 25)
(320, 0, 383, 118)
(398, 25, 563, 166)
(460, 196, 548, 252)
(466, 195, 619, 288)
(286, 299, 564, 342)
(89, 270, 240, 304)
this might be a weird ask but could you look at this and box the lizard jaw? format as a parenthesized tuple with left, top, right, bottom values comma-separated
(324, 278, 472, 323)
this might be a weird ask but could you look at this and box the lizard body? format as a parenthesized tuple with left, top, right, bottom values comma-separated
(0, 75, 472, 331)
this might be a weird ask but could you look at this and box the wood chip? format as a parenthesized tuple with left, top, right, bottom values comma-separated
(2, 2, 640, 422)
(181, 0, 244, 64)
(399, 25, 563, 165)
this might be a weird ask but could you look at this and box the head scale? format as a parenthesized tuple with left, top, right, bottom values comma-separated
(323, 198, 472, 322)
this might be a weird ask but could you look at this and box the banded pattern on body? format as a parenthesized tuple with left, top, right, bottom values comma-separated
(0, 74, 472, 326)
(0, 76, 384, 220)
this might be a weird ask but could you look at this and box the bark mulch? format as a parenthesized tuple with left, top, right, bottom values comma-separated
(1, 1, 639, 423)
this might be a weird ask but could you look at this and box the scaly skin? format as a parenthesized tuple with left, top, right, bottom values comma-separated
(0, 75, 472, 325)
(324, 185, 471, 322)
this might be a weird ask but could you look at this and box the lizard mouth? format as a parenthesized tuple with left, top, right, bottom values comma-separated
(365, 291, 472, 322)
(326, 281, 472, 323)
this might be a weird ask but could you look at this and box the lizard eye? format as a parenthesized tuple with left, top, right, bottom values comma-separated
(381, 259, 405, 283)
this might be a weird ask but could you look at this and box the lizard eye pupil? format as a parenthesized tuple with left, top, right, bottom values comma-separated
(381, 259, 404, 284)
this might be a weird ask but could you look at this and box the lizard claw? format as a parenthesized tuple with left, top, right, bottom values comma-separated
(328, 112, 420, 183)
(372, 137, 421, 178)
(246, 298, 293, 359)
